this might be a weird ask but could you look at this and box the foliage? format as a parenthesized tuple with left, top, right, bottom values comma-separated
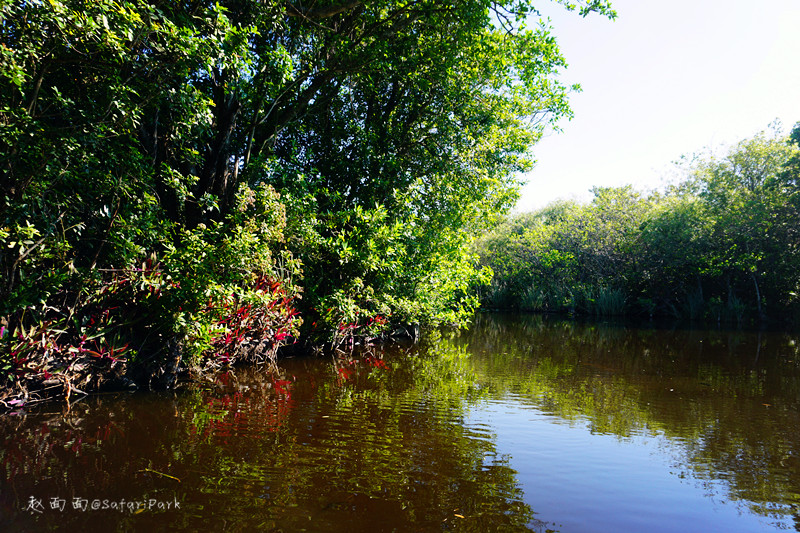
(0, 182, 301, 406)
(1, 0, 615, 404)
(478, 124, 800, 325)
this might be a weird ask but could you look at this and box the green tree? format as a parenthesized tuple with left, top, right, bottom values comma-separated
(636, 189, 710, 316)
(1, 0, 618, 402)
(689, 126, 800, 321)
(478, 124, 800, 324)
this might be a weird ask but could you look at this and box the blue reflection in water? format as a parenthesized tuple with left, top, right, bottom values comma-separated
(465, 395, 788, 533)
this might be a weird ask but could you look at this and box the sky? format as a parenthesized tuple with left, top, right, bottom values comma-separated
(515, 0, 800, 213)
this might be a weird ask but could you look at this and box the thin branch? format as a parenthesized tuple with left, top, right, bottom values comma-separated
(286, 1, 363, 20)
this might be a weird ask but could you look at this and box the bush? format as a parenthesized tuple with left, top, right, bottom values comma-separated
(0, 184, 302, 407)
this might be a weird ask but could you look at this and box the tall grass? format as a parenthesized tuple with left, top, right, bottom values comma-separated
(725, 294, 747, 325)
(684, 289, 705, 320)
(592, 287, 627, 316)
(483, 280, 515, 309)
(707, 294, 748, 325)
(520, 286, 546, 311)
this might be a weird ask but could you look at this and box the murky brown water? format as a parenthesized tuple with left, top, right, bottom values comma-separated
(2, 313, 799, 532)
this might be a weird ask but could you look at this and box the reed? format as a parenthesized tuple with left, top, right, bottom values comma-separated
(592, 287, 627, 316)
(683, 289, 705, 320)
(520, 286, 546, 311)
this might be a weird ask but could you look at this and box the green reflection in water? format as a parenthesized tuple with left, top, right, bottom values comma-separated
(0, 339, 546, 531)
(441, 313, 800, 528)
(2, 314, 800, 531)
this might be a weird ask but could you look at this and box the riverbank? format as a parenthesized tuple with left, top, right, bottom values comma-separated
(0, 318, 421, 413)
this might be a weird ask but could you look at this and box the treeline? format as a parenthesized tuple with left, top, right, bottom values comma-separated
(478, 125, 800, 326)
(0, 1, 614, 405)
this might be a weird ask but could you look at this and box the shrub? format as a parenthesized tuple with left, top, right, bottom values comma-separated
(0, 184, 302, 408)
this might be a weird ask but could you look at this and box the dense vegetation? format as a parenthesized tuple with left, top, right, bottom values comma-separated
(0, 0, 615, 405)
(478, 124, 800, 326)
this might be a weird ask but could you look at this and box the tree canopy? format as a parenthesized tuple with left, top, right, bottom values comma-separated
(478, 123, 800, 325)
(0, 0, 615, 402)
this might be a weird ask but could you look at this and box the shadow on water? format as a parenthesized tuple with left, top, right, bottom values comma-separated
(1, 313, 800, 531)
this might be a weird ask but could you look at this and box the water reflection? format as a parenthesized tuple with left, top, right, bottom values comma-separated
(0, 345, 540, 531)
(457, 314, 800, 531)
(1, 314, 799, 532)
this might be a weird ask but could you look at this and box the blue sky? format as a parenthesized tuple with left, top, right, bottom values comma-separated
(515, 0, 800, 212)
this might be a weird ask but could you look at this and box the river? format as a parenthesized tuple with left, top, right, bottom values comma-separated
(1, 313, 799, 532)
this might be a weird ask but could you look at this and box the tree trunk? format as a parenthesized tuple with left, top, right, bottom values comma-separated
(751, 270, 765, 321)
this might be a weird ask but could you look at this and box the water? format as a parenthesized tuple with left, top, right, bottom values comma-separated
(2, 313, 799, 531)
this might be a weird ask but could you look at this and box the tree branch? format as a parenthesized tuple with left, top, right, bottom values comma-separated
(286, 1, 363, 20)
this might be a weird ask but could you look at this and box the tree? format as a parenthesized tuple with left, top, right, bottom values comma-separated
(1, 0, 617, 369)
(478, 123, 800, 325)
(690, 126, 800, 320)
